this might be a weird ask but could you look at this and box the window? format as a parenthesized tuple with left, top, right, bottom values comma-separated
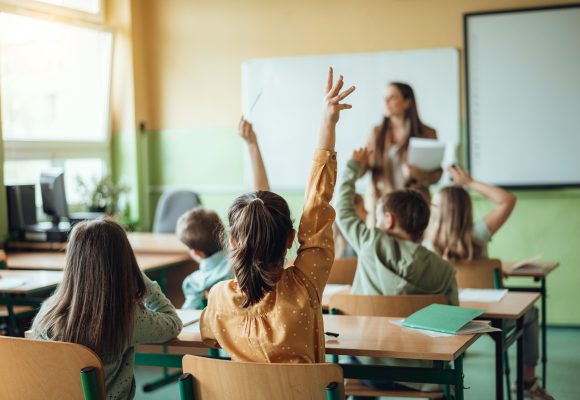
(0, 6, 112, 210)
(35, 0, 100, 14)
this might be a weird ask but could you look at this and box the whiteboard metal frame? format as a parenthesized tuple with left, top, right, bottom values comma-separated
(463, 3, 580, 189)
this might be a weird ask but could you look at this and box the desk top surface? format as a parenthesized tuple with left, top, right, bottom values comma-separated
(0, 269, 64, 294)
(502, 261, 559, 278)
(127, 233, 189, 254)
(6, 251, 191, 272)
(169, 314, 481, 361)
(7, 233, 189, 255)
(461, 291, 540, 319)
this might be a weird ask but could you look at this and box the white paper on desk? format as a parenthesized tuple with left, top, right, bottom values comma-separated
(407, 138, 445, 170)
(324, 284, 351, 297)
(183, 321, 200, 334)
(176, 309, 203, 327)
(459, 288, 508, 303)
(0, 278, 27, 290)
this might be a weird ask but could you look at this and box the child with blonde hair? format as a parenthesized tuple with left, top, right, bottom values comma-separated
(429, 166, 552, 400)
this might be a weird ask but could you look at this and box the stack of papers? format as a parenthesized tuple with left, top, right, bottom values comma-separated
(176, 309, 203, 327)
(402, 304, 492, 335)
(391, 319, 499, 337)
(407, 138, 446, 170)
(503, 254, 552, 273)
(459, 288, 508, 302)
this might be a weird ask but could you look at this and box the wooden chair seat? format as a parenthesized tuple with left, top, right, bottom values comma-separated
(345, 379, 444, 399)
(0, 305, 34, 318)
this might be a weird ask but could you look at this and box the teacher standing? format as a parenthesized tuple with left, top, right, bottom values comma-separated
(366, 82, 442, 222)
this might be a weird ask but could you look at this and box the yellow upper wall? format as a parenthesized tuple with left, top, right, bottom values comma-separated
(133, 0, 578, 130)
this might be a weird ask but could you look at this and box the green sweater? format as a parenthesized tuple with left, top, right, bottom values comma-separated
(335, 160, 459, 391)
(33, 274, 182, 399)
(336, 160, 458, 304)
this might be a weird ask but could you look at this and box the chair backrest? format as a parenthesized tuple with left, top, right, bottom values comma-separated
(180, 355, 344, 400)
(0, 336, 105, 400)
(451, 258, 502, 289)
(329, 293, 448, 318)
(327, 258, 357, 285)
(152, 190, 202, 233)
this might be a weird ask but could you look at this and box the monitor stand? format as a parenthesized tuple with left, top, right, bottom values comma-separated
(22, 222, 71, 243)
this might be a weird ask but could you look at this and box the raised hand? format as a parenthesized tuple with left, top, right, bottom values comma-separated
(351, 147, 371, 174)
(447, 164, 473, 186)
(238, 117, 257, 145)
(323, 67, 356, 124)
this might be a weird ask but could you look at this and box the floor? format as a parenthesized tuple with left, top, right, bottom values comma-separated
(134, 327, 580, 399)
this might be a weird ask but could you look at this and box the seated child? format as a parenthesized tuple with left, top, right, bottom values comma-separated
(32, 218, 182, 400)
(335, 147, 457, 394)
(200, 67, 355, 363)
(178, 117, 270, 309)
(177, 207, 232, 309)
(429, 165, 552, 400)
(336, 147, 458, 303)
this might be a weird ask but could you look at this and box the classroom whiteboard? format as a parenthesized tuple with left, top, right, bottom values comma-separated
(242, 48, 460, 191)
(465, 5, 580, 187)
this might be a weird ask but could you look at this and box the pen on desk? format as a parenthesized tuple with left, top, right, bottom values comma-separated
(325, 331, 339, 338)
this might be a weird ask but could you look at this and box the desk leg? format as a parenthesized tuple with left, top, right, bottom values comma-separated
(516, 317, 524, 400)
(491, 320, 505, 400)
(540, 278, 547, 387)
(454, 355, 464, 400)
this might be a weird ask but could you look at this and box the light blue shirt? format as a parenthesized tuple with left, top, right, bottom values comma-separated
(182, 250, 233, 309)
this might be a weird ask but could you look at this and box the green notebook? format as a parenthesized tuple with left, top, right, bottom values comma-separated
(402, 304, 485, 335)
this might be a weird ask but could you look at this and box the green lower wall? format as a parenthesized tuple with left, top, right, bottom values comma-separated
(143, 129, 580, 325)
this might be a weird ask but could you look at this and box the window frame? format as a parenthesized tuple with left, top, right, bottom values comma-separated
(0, 3, 114, 165)
(0, 0, 104, 23)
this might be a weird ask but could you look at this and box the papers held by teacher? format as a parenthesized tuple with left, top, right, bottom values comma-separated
(408, 137, 446, 171)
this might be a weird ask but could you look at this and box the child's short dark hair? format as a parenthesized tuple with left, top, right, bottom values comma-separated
(379, 189, 430, 241)
(176, 207, 225, 256)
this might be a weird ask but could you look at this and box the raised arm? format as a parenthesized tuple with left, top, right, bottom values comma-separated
(336, 148, 374, 252)
(449, 165, 516, 235)
(239, 118, 270, 191)
(294, 67, 355, 293)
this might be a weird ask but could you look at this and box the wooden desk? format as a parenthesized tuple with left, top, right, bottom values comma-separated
(0, 270, 63, 295)
(464, 292, 540, 400)
(134, 314, 481, 400)
(6, 252, 191, 273)
(0, 270, 64, 336)
(7, 233, 189, 255)
(127, 233, 189, 254)
(503, 261, 559, 388)
(171, 314, 479, 362)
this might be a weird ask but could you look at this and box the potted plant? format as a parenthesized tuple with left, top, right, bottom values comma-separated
(76, 175, 129, 216)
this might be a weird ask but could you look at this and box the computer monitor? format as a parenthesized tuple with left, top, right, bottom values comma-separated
(40, 168, 69, 227)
